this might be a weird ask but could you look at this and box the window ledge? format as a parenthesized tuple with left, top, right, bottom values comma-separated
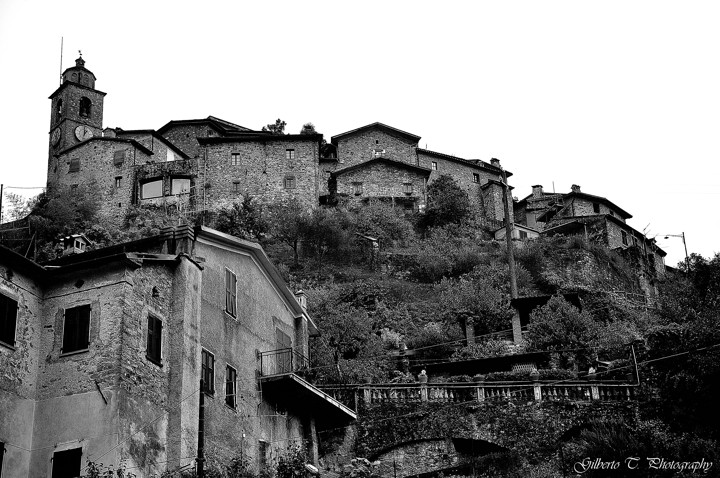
(60, 348, 89, 357)
(0, 340, 16, 352)
(146, 355, 163, 367)
(225, 403, 238, 413)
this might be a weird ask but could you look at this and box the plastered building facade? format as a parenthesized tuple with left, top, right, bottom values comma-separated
(0, 226, 354, 477)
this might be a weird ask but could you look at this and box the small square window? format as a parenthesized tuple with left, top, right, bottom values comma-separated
(202, 349, 215, 394)
(225, 269, 237, 318)
(115, 176, 122, 189)
(473, 173, 479, 183)
(284, 176, 296, 189)
(593, 202, 600, 214)
(62, 305, 91, 354)
(0, 293, 18, 348)
(70, 184, 78, 193)
(286, 149, 295, 160)
(353, 182, 363, 196)
(69, 158, 80, 173)
(519, 230, 528, 239)
(231, 153, 240, 166)
(431, 161, 437, 171)
(52, 447, 83, 478)
(226, 365, 237, 409)
(233, 180, 240, 192)
(146, 315, 162, 365)
(403, 183, 413, 194)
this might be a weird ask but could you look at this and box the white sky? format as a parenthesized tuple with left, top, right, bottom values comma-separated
(0, 0, 718, 266)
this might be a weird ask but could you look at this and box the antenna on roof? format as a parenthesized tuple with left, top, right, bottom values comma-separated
(59, 37, 64, 85)
(552, 181, 555, 193)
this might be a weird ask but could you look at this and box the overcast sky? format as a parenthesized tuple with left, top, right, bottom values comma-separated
(0, 0, 718, 266)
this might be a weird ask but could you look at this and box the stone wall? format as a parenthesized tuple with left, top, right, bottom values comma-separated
(334, 162, 427, 210)
(200, 138, 320, 210)
(49, 139, 153, 228)
(160, 124, 220, 159)
(335, 129, 417, 169)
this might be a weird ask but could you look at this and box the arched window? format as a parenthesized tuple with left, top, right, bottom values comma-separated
(56, 99, 63, 119)
(79, 97, 91, 118)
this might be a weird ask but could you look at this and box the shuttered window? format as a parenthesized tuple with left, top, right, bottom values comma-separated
(69, 158, 80, 173)
(226, 365, 237, 409)
(113, 149, 125, 166)
(225, 269, 237, 318)
(146, 316, 162, 365)
(62, 305, 91, 353)
(201, 349, 215, 394)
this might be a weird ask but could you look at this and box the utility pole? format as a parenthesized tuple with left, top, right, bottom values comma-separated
(498, 161, 518, 299)
(0, 184, 4, 224)
(197, 379, 205, 477)
(663, 232, 690, 271)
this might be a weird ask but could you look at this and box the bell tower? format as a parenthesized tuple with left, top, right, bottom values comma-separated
(48, 54, 106, 158)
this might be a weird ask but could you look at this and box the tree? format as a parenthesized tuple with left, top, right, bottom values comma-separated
(262, 118, 286, 135)
(265, 202, 310, 267)
(1, 191, 33, 222)
(299, 122, 317, 135)
(214, 196, 268, 242)
(421, 175, 470, 229)
(526, 295, 598, 370)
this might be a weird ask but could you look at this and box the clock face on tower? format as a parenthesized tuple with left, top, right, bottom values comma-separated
(75, 125, 94, 141)
(51, 127, 61, 146)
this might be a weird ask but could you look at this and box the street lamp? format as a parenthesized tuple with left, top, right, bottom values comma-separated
(662, 232, 689, 271)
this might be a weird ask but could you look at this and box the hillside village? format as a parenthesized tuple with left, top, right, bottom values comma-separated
(0, 56, 719, 478)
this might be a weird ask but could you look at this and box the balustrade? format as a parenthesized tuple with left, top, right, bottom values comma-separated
(318, 381, 636, 411)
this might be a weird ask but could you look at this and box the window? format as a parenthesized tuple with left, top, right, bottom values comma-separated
(141, 179, 163, 199)
(284, 176, 296, 189)
(473, 173, 480, 183)
(114, 176, 122, 189)
(113, 150, 125, 166)
(621, 230, 628, 246)
(431, 161, 437, 171)
(69, 158, 80, 173)
(519, 230, 528, 240)
(593, 202, 600, 214)
(373, 148, 385, 157)
(62, 305, 91, 354)
(56, 99, 63, 119)
(79, 97, 91, 118)
(171, 178, 191, 195)
(352, 182, 363, 196)
(201, 349, 215, 394)
(276, 328, 292, 374)
(225, 365, 237, 409)
(69, 184, 78, 193)
(146, 316, 162, 365)
(403, 183, 413, 194)
(0, 440, 4, 478)
(259, 441, 269, 472)
(225, 269, 237, 318)
(0, 293, 18, 348)
(52, 447, 83, 478)
(231, 153, 240, 166)
(286, 149, 295, 160)
(233, 180, 240, 192)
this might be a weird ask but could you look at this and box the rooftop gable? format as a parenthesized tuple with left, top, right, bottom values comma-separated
(331, 122, 421, 146)
(332, 157, 432, 178)
(416, 148, 512, 177)
(114, 128, 190, 159)
(54, 137, 154, 157)
(157, 116, 254, 136)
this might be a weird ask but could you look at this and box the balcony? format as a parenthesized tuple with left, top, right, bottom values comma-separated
(257, 348, 356, 427)
(259, 347, 309, 377)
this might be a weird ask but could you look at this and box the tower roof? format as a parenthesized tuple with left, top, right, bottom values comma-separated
(61, 54, 97, 88)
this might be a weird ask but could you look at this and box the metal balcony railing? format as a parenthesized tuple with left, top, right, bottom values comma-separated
(259, 348, 309, 377)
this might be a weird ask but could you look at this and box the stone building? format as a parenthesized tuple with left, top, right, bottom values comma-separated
(322, 122, 513, 222)
(0, 226, 354, 477)
(514, 184, 667, 283)
(46, 61, 515, 228)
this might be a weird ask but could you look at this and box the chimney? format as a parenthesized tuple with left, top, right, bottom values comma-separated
(103, 127, 117, 138)
(490, 158, 501, 168)
(571, 184, 581, 193)
(531, 185, 543, 197)
(295, 290, 307, 310)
